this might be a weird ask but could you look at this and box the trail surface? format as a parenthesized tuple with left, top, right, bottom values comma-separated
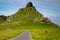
(13, 31, 32, 40)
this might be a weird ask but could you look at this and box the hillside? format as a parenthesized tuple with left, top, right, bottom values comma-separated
(1, 2, 53, 26)
(0, 2, 59, 29)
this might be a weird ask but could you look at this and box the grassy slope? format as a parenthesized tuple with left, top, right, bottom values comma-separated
(30, 28, 60, 40)
(0, 23, 60, 40)
(0, 29, 22, 40)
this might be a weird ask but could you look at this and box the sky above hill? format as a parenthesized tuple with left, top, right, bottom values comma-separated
(0, 0, 60, 25)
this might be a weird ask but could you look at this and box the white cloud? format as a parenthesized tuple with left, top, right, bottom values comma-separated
(0, 11, 16, 16)
(42, 12, 60, 18)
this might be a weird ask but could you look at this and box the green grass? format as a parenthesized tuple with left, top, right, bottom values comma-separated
(9, 27, 60, 40)
(0, 22, 59, 40)
(29, 28, 60, 40)
(0, 22, 60, 40)
(0, 26, 60, 40)
(0, 29, 22, 40)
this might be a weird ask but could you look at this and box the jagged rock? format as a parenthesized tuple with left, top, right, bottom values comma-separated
(26, 2, 33, 7)
(26, 2, 36, 11)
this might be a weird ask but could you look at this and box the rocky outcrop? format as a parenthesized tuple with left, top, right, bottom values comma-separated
(26, 2, 36, 11)
(26, 2, 33, 7)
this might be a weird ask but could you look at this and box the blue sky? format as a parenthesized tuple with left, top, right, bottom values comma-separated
(0, 0, 60, 25)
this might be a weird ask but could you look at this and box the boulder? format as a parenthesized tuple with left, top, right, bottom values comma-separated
(26, 2, 33, 7)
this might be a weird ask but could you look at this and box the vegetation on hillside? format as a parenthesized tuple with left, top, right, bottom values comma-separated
(0, 15, 7, 24)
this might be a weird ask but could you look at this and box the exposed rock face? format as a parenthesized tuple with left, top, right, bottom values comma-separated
(26, 2, 36, 11)
(26, 2, 33, 7)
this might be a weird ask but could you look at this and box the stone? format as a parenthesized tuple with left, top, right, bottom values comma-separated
(26, 2, 36, 11)
(26, 2, 33, 7)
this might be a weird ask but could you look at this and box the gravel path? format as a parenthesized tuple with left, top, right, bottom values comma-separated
(12, 31, 32, 40)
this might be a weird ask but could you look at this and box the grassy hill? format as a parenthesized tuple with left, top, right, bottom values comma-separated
(0, 2, 60, 40)
(1, 2, 54, 27)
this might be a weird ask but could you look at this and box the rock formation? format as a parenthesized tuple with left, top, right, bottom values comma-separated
(26, 2, 33, 7)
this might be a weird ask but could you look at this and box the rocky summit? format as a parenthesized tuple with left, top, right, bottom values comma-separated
(26, 2, 33, 7)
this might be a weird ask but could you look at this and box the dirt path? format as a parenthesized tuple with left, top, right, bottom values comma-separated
(12, 31, 32, 40)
